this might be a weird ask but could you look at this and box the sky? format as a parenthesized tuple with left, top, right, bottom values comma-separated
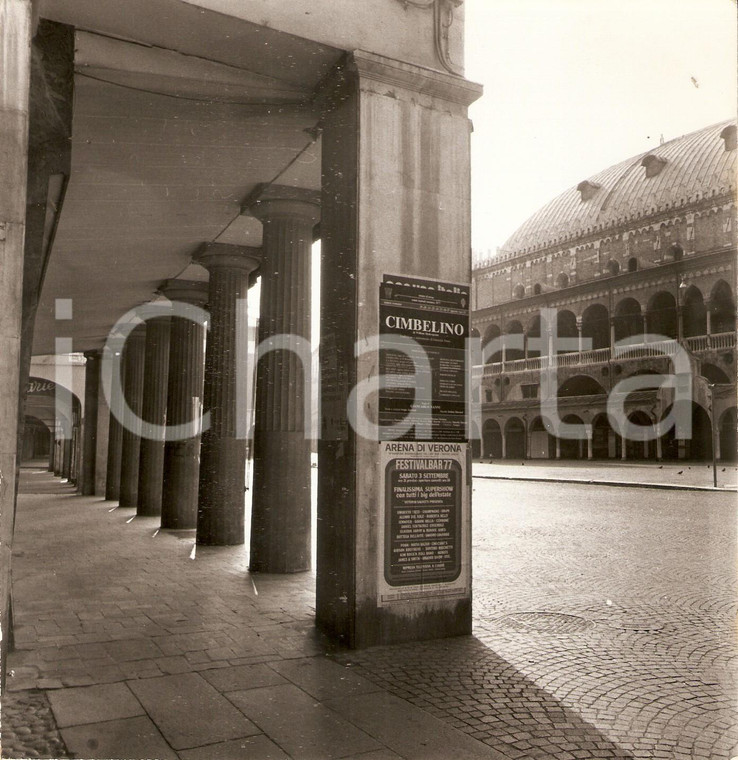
(465, 0, 737, 262)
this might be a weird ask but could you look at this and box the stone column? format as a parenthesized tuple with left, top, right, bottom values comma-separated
(621, 435, 627, 460)
(95, 375, 110, 495)
(195, 244, 261, 546)
(248, 186, 319, 573)
(576, 316, 583, 356)
(80, 350, 100, 495)
(105, 402, 123, 500)
(555, 438, 562, 459)
(609, 318, 616, 357)
(160, 280, 208, 530)
(118, 325, 146, 508)
(136, 313, 171, 516)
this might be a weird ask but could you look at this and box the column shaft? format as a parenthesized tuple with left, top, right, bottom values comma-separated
(137, 316, 171, 516)
(196, 247, 260, 545)
(250, 193, 318, 573)
(160, 283, 207, 530)
(118, 327, 146, 507)
(80, 350, 100, 495)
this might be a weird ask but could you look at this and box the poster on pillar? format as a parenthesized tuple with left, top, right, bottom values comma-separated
(378, 275, 470, 442)
(378, 441, 470, 607)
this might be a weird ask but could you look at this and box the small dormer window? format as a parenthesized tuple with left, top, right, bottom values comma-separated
(641, 154, 668, 178)
(720, 124, 737, 151)
(576, 180, 601, 202)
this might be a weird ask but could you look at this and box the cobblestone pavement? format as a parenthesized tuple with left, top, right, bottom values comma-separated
(340, 479, 738, 759)
(5, 467, 738, 759)
(2, 690, 68, 759)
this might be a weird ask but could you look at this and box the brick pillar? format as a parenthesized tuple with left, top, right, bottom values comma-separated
(195, 245, 261, 546)
(80, 350, 100, 495)
(248, 187, 319, 573)
(118, 325, 146, 508)
(137, 313, 171, 516)
(160, 280, 208, 530)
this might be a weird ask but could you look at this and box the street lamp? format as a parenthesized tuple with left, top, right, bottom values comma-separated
(708, 382, 718, 489)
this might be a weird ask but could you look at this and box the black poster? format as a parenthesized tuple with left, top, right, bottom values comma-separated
(378, 275, 470, 442)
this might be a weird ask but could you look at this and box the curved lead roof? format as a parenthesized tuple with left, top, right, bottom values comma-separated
(501, 119, 736, 257)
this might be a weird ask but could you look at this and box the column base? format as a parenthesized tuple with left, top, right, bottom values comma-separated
(250, 431, 311, 574)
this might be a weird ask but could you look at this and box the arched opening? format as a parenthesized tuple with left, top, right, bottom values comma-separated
(670, 243, 684, 261)
(503, 320, 525, 361)
(559, 414, 585, 459)
(529, 416, 554, 459)
(533, 283, 542, 296)
(625, 410, 657, 460)
(482, 419, 502, 459)
(606, 260, 620, 276)
(504, 417, 526, 459)
(719, 408, 737, 462)
(682, 286, 706, 337)
(647, 291, 677, 339)
(557, 375, 606, 398)
(690, 404, 713, 460)
(526, 314, 543, 358)
(710, 280, 736, 334)
(22, 415, 52, 462)
(513, 284, 525, 299)
(591, 413, 613, 459)
(581, 304, 610, 350)
(614, 298, 643, 342)
(556, 310, 578, 354)
(700, 363, 732, 385)
(627, 257, 638, 272)
(483, 323, 502, 363)
(556, 273, 569, 289)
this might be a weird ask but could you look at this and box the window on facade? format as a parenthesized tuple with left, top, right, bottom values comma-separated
(556, 272, 569, 288)
(513, 284, 525, 299)
(607, 260, 620, 276)
(521, 384, 539, 399)
(485, 390, 492, 402)
(671, 243, 683, 261)
(627, 257, 638, 272)
(533, 283, 542, 295)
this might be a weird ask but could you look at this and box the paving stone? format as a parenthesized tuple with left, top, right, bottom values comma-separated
(227, 683, 382, 759)
(128, 672, 261, 749)
(178, 735, 290, 760)
(60, 715, 177, 760)
(268, 656, 382, 701)
(200, 662, 288, 692)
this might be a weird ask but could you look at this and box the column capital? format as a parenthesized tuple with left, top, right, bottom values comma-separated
(244, 184, 321, 225)
(195, 243, 262, 273)
(158, 279, 209, 306)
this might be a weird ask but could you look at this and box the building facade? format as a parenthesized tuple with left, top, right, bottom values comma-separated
(472, 120, 737, 462)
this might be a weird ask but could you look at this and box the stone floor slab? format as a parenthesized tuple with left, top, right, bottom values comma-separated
(200, 662, 288, 692)
(178, 735, 290, 760)
(128, 672, 261, 750)
(47, 682, 145, 728)
(268, 657, 382, 702)
(323, 691, 504, 760)
(227, 683, 382, 759)
(60, 715, 177, 760)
